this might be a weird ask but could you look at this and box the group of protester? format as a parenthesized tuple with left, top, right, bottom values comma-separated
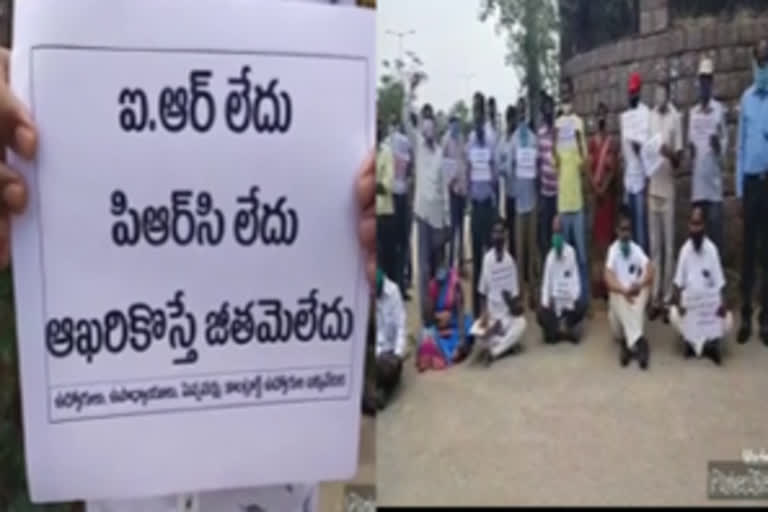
(373, 39, 768, 411)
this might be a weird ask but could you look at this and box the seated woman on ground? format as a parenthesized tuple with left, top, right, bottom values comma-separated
(417, 252, 473, 371)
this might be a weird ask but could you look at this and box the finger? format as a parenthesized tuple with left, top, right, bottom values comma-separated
(0, 215, 10, 271)
(0, 163, 28, 214)
(359, 209, 375, 254)
(366, 253, 376, 291)
(356, 150, 375, 210)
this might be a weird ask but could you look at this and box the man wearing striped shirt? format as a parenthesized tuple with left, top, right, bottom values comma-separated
(537, 92, 558, 270)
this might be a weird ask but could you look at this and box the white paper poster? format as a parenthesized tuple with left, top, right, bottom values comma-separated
(621, 108, 649, 144)
(557, 118, 577, 150)
(682, 289, 723, 347)
(689, 111, 718, 153)
(515, 147, 537, 179)
(641, 133, 664, 177)
(470, 146, 492, 181)
(10, 0, 373, 503)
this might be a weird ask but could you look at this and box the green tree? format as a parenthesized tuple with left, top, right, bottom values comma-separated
(479, 0, 560, 124)
(378, 51, 427, 129)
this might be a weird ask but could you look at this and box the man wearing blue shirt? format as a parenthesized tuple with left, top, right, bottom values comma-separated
(736, 39, 768, 345)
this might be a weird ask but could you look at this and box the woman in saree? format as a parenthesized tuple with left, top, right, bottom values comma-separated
(588, 101, 619, 300)
(417, 253, 474, 371)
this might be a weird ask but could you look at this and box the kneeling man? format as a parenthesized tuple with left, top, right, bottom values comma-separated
(668, 206, 732, 365)
(472, 218, 527, 365)
(538, 215, 585, 344)
(604, 207, 655, 369)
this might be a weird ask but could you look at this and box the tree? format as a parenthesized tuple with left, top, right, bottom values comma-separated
(479, 0, 560, 126)
(449, 99, 472, 135)
(378, 52, 428, 129)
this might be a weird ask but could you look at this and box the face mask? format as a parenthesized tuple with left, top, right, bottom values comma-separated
(422, 119, 435, 140)
(654, 86, 668, 108)
(561, 103, 572, 115)
(450, 123, 461, 138)
(691, 231, 704, 251)
(620, 239, 631, 258)
(435, 266, 448, 282)
(629, 95, 640, 108)
(699, 80, 712, 103)
(552, 233, 564, 256)
(755, 62, 768, 92)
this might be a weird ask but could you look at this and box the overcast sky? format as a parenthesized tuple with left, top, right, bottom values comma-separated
(377, 0, 520, 114)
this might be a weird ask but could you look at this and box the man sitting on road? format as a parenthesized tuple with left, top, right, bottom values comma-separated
(538, 214, 584, 344)
(471, 218, 527, 366)
(375, 267, 407, 409)
(668, 206, 732, 365)
(604, 207, 655, 369)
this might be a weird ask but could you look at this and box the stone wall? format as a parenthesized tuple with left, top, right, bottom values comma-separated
(562, 0, 768, 274)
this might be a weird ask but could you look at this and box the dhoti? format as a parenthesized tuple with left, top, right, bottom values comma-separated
(608, 288, 649, 349)
(471, 314, 527, 358)
(669, 305, 733, 357)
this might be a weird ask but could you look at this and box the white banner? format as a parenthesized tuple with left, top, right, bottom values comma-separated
(469, 146, 492, 181)
(516, 147, 537, 179)
(682, 288, 723, 345)
(10, 0, 373, 502)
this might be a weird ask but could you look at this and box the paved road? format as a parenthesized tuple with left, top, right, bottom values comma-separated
(377, 213, 768, 506)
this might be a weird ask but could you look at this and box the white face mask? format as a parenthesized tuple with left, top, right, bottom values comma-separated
(561, 103, 572, 115)
(422, 119, 435, 140)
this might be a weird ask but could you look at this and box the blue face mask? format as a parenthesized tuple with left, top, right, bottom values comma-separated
(755, 62, 768, 92)
(435, 266, 448, 282)
(450, 122, 461, 138)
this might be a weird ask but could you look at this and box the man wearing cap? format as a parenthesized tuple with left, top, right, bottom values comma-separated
(647, 64, 683, 320)
(736, 39, 768, 345)
(689, 56, 727, 253)
(620, 71, 652, 253)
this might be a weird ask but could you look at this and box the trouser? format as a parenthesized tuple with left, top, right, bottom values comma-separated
(608, 288, 649, 348)
(449, 191, 467, 267)
(559, 210, 590, 307)
(418, 219, 446, 326)
(471, 198, 496, 318)
(538, 194, 558, 270)
(648, 196, 675, 305)
(392, 193, 411, 296)
(669, 305, 733, 356)
(472, 314, 527, 358)
(376, 214, 397, 283)
(537, 302, 586, 342)
(741, 173, 768, 325)
(693, 199, 724, 254)
(625, 190, 649, 253)
(505, 196, 517, 258)
(516, 209, 538, 304)
(376, 352, 403, 395)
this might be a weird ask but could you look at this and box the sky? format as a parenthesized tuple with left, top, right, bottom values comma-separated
(377, 0, 521, 115)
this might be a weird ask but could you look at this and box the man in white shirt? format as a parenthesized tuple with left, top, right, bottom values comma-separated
(604, 207, 655, 369)
(668, 206, 732, 365)
(620, 71, 652, 253)
(471, 218, 527, 366)
(402, 76, 451, 331)
(647, 66, 684, 320)
(688, 57, 728, 253)
(375, 268, 407, 407)
(538, 215, 584, 344)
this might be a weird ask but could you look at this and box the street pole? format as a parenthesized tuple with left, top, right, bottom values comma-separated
(385, 29, 415, 79)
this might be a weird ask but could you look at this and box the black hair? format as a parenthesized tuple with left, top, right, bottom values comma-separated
(618, 205, 632, 224)
(421, 103, 434, 119)
(505, 104, 518, 120)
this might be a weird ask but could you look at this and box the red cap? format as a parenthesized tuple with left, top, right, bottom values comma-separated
(628, 72, 642, 94)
